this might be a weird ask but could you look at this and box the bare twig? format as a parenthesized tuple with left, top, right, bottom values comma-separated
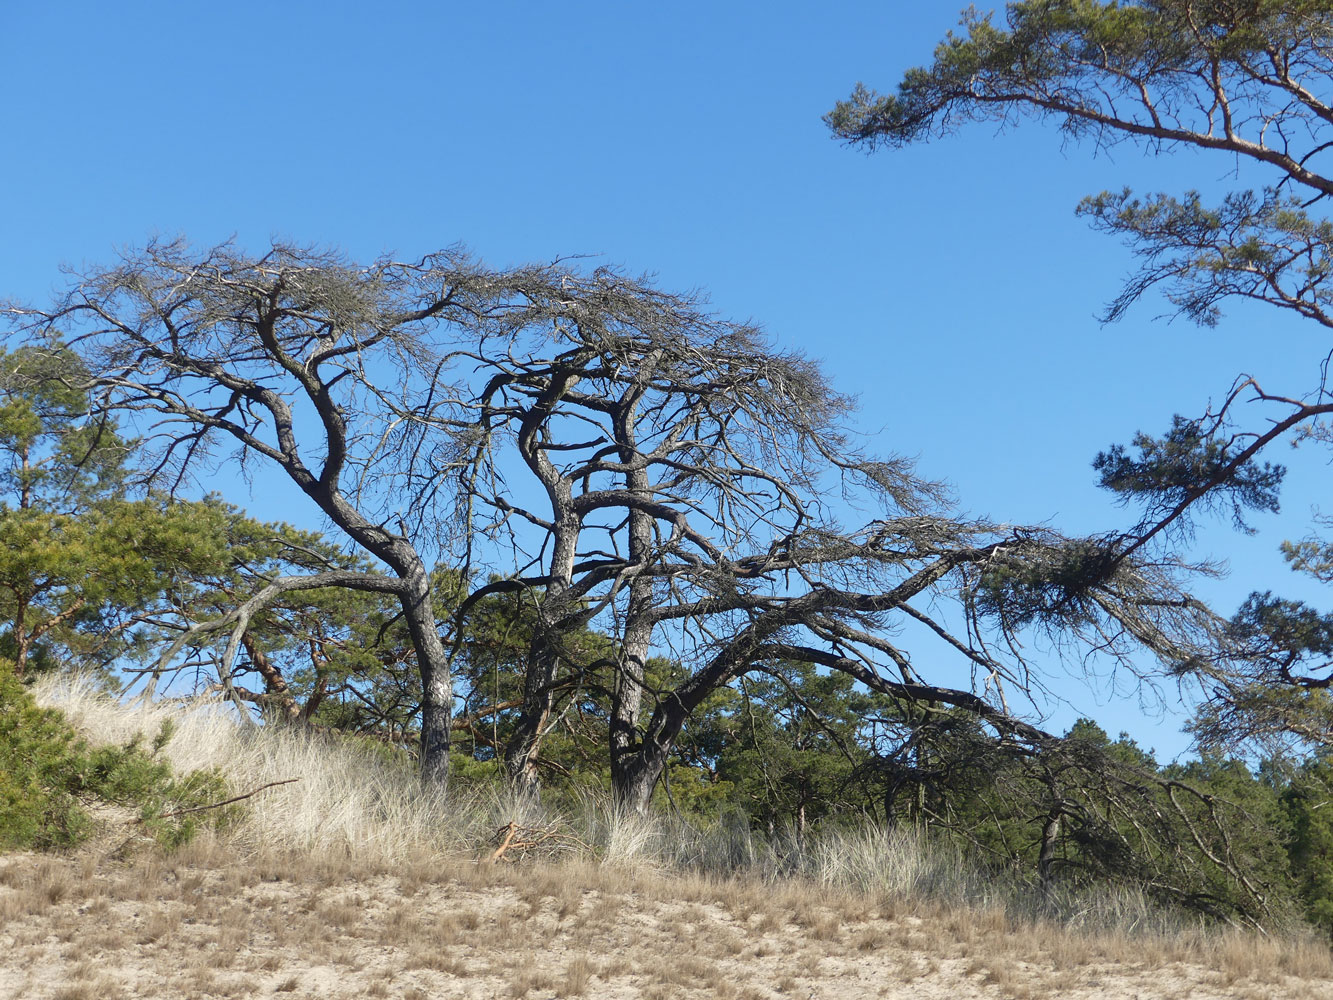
(134, 777, 301, 823)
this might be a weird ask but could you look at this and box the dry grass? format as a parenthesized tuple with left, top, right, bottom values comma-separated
(30, 671, 483, 866)
(8, 673, 1333, 999)
(4, 848, 1331, 1000)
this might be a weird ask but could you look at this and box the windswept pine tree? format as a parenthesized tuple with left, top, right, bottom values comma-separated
(829, 0, 1333, 760)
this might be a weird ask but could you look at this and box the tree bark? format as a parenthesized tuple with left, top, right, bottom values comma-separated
(13, 596, 28, 678)
(503, 368, 586, 795)
(1038, 802, 1063, 892)
(610, 589, 652, 807)
(399, 565, 453, 789)
(503, 513, 580, 795)
(609, 486, 654, 806)
(239, 632, 301, 723)
(299, 482, 455, 789)
(615, 689, 694, 814)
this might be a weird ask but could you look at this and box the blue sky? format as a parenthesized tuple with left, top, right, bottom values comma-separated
(4, 2, 1328, 759)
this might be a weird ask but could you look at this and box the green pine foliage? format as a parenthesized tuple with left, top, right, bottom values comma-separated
(0, 343, 254, 677)
(703, 664, 880, 832)
(1158, 753, 1298, 921)
(1279, 758, 1333, 934)
(0, 659, 230, 850)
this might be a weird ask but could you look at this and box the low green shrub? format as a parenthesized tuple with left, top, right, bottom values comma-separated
(0, 660, 230, 850)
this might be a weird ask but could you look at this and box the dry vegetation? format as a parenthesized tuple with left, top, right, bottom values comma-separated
(2, 675, 1331, 1000)
(4, 846, 1331, 1000)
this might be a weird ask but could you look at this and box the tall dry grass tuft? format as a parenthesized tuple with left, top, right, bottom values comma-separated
(31, 673, 490, 866)
(805, 823, 982, 902)
(570, 792, 664, 869)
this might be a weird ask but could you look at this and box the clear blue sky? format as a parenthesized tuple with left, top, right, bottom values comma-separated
(4, 1, 1328, 759)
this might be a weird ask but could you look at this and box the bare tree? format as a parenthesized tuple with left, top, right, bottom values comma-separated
(9, 241, 494, 785)
(10, 238, 1221, 805)
(379, 256, 1221, 810)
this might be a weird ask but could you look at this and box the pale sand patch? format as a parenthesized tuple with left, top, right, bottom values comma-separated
(1, 851, 1330, 1000)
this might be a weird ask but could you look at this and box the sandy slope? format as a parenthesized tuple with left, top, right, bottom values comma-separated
(2, 850, 1331, 1000)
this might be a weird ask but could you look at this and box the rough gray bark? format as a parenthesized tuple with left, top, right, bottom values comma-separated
(608, 364, 656, 799)
(1038, 804, 1063, 892)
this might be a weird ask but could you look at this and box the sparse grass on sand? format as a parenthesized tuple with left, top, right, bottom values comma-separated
(1, 674, 1330, 1000)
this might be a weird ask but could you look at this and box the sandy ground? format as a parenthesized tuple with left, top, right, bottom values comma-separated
(2, 848, 1331, 1000)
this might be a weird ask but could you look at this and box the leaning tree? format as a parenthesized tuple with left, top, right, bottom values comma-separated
(829, 0, 1333, 756)
(442, 314, 1221, 810)
(8, 238, 1223, 803)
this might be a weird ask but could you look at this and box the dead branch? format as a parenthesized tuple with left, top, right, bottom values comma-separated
(486, 820, 591, 863)
(133, 777, 301, 823)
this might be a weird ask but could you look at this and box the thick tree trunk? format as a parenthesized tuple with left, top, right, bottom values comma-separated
(504, 515, 580, 795)
(304, 483, 454, 790)
(609, 391, 655, 809)
(503, 648, 551, 796)
(617, 756, 665, 815)
(400, 568, 453, 789)
(503, 374, 585, 796)
(613, 693, 691, 814)
(609, 606, 651, 806)
(616, 622, 768, 813)
(504, 617, 566, 795)
(13, 598, 28, 678)
(609, 503, 653, 806)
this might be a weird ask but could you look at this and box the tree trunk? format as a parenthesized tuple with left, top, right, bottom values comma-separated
(615, 622, 768, 813)
(503, 657, 549, 796)
(1038, 802, 1062, 892)
(504, 616, 569, 796)
(400, 568, 452, 789)
(504, 516, 580, 795)
(13, 597, 28, 678)
(503, 377, 583, 796)
(239, 632, 301, 723)
(613, 692, 691, 814)
(304, 483, 454, 790)
(609, 390, 657, 809)
(504, 632, 558, 795)
(616, 749, 669, 815)
(609, 605, 651, 806)
(609, 504, 653, 806)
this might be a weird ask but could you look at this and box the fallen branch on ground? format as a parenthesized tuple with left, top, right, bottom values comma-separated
(488, 820, 591, 863)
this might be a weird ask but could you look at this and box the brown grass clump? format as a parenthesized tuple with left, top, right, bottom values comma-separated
(557, 954, 595, 996)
